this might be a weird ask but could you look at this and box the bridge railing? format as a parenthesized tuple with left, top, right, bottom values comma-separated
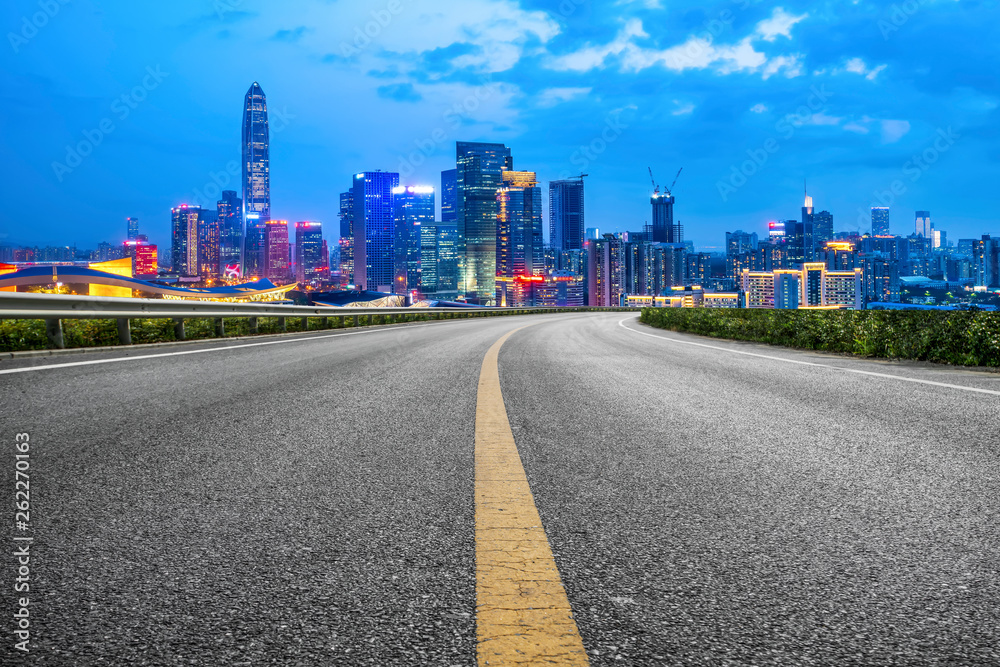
(0, 292, 633, 350)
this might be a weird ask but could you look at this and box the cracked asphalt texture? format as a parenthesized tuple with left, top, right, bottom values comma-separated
(3, 312, 999, 665)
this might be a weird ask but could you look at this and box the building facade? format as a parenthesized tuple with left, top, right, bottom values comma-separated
(352, 171, 400, 292)
(456, 141, 512, 304)
(242, 82, 270, 277)
(549, 177, 585, 253)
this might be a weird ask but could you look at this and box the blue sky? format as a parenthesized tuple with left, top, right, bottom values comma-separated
(1, 0, 997, 252)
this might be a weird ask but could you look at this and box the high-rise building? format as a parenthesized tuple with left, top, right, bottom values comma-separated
(436, 224, 459, 296)
(585, 227, 600, 241)
(242, 82, 270, 277)
(294, 221, 323, 283)
(496, 171, 543, 306)
(198, 210, 221, 279)
(802, 187, 814, 231)
(420, 224, 439, 294)
(171, 205, 202, 275)
(813, 210, 833, 247)
(352, 171, 400, 291)
(787, 219, 814, 266)
(456, 141, 512, 304)
(650, 191, 678, 243)
(264, 220, 290, 283)
(122, 240, 157, 276)
(338, 191, 354, 286)
(126, 217, 139, 241)
(915, 211, 932, 238)
(586, 234, 624, 307)
(441, 169, 457, 224)
(218, 190, 243, 277)
(872, 207, 890, 236)
(393, 185, 435, 293)
(549, 177, 585, 253)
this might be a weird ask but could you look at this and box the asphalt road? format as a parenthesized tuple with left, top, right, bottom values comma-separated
(3, 312, 999, 665)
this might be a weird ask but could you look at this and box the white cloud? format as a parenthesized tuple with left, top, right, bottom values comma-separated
(546, 8, 807, 79)
(616, 0, 664, 7)
(880, 119, 911, 143)
(843, 122, 870, 134)
(755, 8, 809, 42)
(750, 103, 768, 113)
(843, 57, 888, 80)
(536, 87, 592, 107)
(672, 101, 695, 115)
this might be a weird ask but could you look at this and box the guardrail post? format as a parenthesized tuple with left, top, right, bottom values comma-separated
(214, 318, 225, 337)
(278, 317, 287, 332)
(301, 317, 309, 331)
(173, 318, 186, 340)
(45, 318, 65, 349)
(117, 318, 132, 345)
(248, 317, 258, 335)
(320, 317, 328, 329)
(353, 315, 359, 327)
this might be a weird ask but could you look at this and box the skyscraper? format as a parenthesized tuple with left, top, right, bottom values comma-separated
(393, 185, 435, 293)
(338, 191, 354, 286)
(549, 178, 585, 253)
(217, 190, 243, 276)
(352, 171, 400, 291)
(496, 171, 543, 306)
(456, 141, 512, 304)
(441, 169, 457, 223)
(586, 234, 625, 307)
(650, 191, 678, 243)
(813, 210, 834, 247)
(198, 210, 220, 279)
(264, 220, 290, 283)
(242, 82, 270, 276)
(294, 221, 323, 283)
(170, 205, 201, 276)
(915, 211, 932, 238)
(872, 207, 890, 236)
(126, 217, 139, 241)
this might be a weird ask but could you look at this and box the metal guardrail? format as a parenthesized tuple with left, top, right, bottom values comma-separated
(0, 292, 632, 350)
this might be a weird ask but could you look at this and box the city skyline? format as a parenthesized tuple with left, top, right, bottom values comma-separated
(2, 1, 997, 253)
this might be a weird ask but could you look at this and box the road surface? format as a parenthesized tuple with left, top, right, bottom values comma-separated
(3, 312, 998, 665)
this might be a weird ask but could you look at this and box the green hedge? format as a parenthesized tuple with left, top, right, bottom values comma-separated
(639, 308, 1000, 367)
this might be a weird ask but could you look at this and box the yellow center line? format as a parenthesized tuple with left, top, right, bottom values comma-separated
(475, 327, 589, 666)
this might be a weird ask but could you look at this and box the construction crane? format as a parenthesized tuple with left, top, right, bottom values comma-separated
(647, 167, 659, 196)
(664, 167, 683, 197)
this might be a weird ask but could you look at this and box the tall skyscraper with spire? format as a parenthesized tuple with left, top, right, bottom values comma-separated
(242, 82, 270, 277)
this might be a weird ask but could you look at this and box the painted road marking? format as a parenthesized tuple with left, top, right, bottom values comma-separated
(619, 317, 1000, 398)
(476, 328, 589, 666)
(0, 319, 471, 376)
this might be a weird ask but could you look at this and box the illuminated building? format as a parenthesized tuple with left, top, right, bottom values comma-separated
(788, 219, 815, 266)
(242, 82, 270, 277)
(127, 217, 139, 241)
(218, 190, 243, 276)
(495, 171, 543, 306)
(264, 220, 290, 282)
(294, 221, 324, 283)
(626, 288, 738, 309)
(441, 169, 457, 223)
(742, 266, 863, 310)
(871, 207, 890, 236)
(549, 177, 585, 252)
(339, 191, 354, 285)
(123, 240, 157, 276)
(436, 225, 458, 297)
(243, 82, 270, 221)
(198, 211, 220, 279)
(773, 271, 801, 309)
(352, 171, 399, 292)
(393, 185, 435, 293)
(651, 191, 679, 243)
(586, 234, 624, 307)
(915, 211, 932, 238)
(862, 256, 900, 304)
(170, 205, 202, 276)
(768, 220, 786, 239)
(685, 252, 711, 285)
(535, 271, 584, 307)
(813, 210, 833, 247)
(456, 141, 512, 304)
